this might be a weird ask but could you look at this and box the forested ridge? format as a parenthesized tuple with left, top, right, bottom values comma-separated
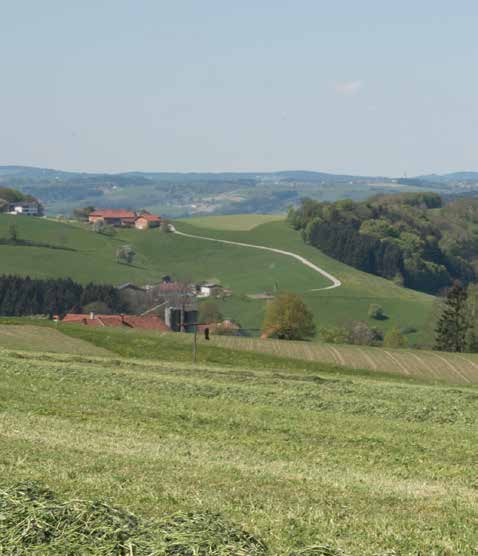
(0, 276, 125, 316)
(288, 192, 478, 294)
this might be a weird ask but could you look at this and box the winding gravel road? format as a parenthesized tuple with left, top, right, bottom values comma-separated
(172, 227, 341, 291)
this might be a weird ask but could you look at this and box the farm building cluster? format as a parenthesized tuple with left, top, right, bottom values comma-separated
(61, 278, 238, 334)
(7, 201, 44, 216)
(88, 209, 161, 230)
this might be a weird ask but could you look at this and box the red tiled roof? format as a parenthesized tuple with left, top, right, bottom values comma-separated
(137, 213, 161, 222)
(61, 314, 169, 331)
(90, 209, 136, 219)
(62, 314, 89, 324)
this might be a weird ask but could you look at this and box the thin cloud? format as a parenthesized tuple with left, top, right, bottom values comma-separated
(335, 80, 364, 96)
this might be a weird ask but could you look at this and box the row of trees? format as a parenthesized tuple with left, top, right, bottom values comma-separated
(0, 275, 126, 317)
(287, 194, 476, 294)
(259, 286, 478, 353)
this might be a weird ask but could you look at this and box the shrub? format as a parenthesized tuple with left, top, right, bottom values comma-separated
(320, 326, 349, 344)
(345, 321, 383, 346)
(383, 327, 407, 348)
(368, 304, 387, 320)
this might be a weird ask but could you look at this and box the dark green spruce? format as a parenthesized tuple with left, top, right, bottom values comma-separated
(434, 282, 470, 352)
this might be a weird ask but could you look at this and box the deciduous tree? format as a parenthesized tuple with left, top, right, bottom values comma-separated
(262, 292, 316, 340)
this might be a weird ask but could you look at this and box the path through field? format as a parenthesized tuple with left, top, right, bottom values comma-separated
(173, 227, 341, 291)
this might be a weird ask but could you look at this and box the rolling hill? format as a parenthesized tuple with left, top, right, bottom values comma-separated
(0, 165, 449, 217)
(0, 213, 436, 343)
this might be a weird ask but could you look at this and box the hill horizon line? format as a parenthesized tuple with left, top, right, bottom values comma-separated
(1, 164, 478, 182)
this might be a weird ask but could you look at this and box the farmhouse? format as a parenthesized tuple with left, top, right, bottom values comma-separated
(135, 213, 161, 229)
(88, 209, 162, 229)
(62, 313, 169, 330)
(8, 201, 43, 216)
(89, 209, 137, 227)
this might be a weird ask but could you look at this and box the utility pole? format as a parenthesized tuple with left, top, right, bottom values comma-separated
(192, 325, 198, 364)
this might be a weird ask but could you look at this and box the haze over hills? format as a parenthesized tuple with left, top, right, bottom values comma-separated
(1, 165, 478, 217)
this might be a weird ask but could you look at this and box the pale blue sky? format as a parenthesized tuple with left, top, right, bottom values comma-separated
(1, 1, 477, 176)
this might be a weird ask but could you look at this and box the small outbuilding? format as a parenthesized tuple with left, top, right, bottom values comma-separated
(198, 283, 223, 298)
(135, 213, 161, 230)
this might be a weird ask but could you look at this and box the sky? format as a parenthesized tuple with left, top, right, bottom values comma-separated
(1, 1, 477, 176)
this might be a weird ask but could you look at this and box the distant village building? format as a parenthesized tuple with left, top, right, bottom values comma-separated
(198, 283, 223, 298)
(8, 201, 43, 216)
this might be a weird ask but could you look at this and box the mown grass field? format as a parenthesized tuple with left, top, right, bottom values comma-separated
(0, 213, 436, 343)
(209, 334, 478, 385)
(54, 323, 478, 386)
(0, 333, 477, 554)
(183, 214, 284, 230)
(0, 324, 111, 356)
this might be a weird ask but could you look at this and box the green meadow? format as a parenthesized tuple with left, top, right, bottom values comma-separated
(0, 213, 435, 343)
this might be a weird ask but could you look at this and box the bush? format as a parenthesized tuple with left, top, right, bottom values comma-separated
(116, 245, 136, 265)
(383, 327, 407, 348)
(368, 304, 387, 320)
(345, 321, 383, 346)
(320, 326, 349, 344)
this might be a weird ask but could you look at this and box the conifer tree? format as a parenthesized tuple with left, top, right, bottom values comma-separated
(435, 281, 470, 352)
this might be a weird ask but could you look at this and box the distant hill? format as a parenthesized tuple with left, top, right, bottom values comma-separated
(0, 165, 456, 217)
(419, 171, 478, 183)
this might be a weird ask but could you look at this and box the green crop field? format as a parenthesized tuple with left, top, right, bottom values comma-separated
(0, 323, 477, 554)
(0, 213, 436, 344)
(183, 214, 284, 230)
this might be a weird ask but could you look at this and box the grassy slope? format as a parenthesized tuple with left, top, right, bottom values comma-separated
(0, 343, 476, 554)
(0, 214, 435, 343)
(177, 218, 436, 344)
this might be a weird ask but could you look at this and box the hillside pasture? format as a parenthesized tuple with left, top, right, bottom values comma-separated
(0, 214, 436, 343)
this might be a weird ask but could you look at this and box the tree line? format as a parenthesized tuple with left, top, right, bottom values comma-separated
(0, 275, 126, 317)
(288, 193, 475, 294)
